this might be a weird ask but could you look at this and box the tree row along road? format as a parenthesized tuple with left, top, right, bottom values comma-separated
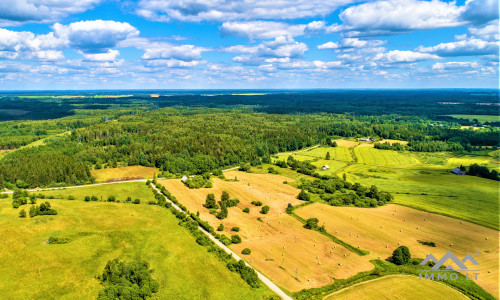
(149, 183, 293, 300)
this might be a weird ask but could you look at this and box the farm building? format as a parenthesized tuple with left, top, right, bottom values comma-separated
(451, 167, 466, 175)
(181, 176, 188, 182)
(322, 165, 330, 170)
(359, 136, 372, 142)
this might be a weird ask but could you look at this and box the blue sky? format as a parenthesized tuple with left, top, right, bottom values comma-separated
(0, 0, 498, 89)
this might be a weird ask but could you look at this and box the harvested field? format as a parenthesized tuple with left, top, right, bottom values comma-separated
(324, 275, 468, 300)
(296, 203, 499, 298)
(158, 171, 374, 291)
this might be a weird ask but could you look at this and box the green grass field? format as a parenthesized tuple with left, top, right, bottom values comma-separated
(324, 275, 468, 300)
(448, 114, 500, 123)
(0, 189, 274, 299)
(299, 146, 354, 162)
(354, 147, 420, 167)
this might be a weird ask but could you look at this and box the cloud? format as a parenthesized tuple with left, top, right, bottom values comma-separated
(144, 59, 204, 68)
(417, 38, 499, 56)
(141, 43, 205, 61)
(432, 61, 479, 70)
(225, 36, 309, 65)
(0, 28, 64, 60)
(330, 0, 466, 37)
(221, 20, 326, 40)
(82, 49, 121, 61)
(468, 20, 499, 41)
(136, 0, 352, 22)
(318, 38, 385, 51)
(460, 0, 499, 24)
(53, 20, 139, 53)
(374, 50, 440, 63)
(0, 0, 102, 26)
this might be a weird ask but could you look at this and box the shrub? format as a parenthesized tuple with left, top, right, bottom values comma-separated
(91, 195, 98, 201)
(84, 196, 91, 202)
(126, 196, 132, 202)
(231, 235, 241, 244)
(204, 194, 218, 209)
(97, 259, 159, 300)
(241, 248, 251, 255)
(260, 205, 270, 214)
(12, 201, 20, 209)
(418, 240, 436, 247)
(133, 199, 141, 204)
(297, 190, 311, 201)
(231, 227, 240, 232)
(19, 209, 26, 218)
(217, 223, 224, 231)
(304, 218, 319, 229)
(392, 246, 411, 265)
(107, 195, 116, 202)
(243, 207, 250, 213)
(67, 196, 75, 200)
(251, 201, 262, 206)
(48, 236, 70, 244)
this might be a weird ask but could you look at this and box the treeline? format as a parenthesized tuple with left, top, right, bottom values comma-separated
(467, 164, 499, 181)
(0, 150, 93, 189)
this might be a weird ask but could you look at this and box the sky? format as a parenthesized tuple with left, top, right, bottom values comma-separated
(0, 0, 498, 90)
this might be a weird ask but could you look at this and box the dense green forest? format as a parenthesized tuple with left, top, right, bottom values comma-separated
(0, 91, 498, 189)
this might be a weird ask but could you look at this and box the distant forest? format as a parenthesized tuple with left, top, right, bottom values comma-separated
(1, 90, 498, 122)
(0, 90, 498, 188)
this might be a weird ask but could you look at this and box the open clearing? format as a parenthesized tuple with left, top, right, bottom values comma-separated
(91, 166, 159, 182)
(0, 193, 273, 299)
(324, 275, 468, 300)
(296, 203, 499, 298)
(294, 146, 354, 162)
(448, 114, 500, 123)
(158, 171, 373, 292)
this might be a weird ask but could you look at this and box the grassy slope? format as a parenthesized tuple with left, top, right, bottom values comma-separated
(324, 275, 468, 300)
(0, 186, 273, 299)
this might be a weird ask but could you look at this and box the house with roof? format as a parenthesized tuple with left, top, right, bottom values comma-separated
(451, 167, 466, 175)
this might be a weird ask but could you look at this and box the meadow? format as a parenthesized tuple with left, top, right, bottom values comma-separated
(158, 172, 374, 292)
(448, 114, 500, 123)
(296, 203, 499, 297)
(324, 275, 468, 300)
(0, 184, 274, 299)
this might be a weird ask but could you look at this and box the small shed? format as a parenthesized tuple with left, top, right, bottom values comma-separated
(451, 167, 466, 175)
(322, 165, 330, 170)
(181, 176, 188, 182)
